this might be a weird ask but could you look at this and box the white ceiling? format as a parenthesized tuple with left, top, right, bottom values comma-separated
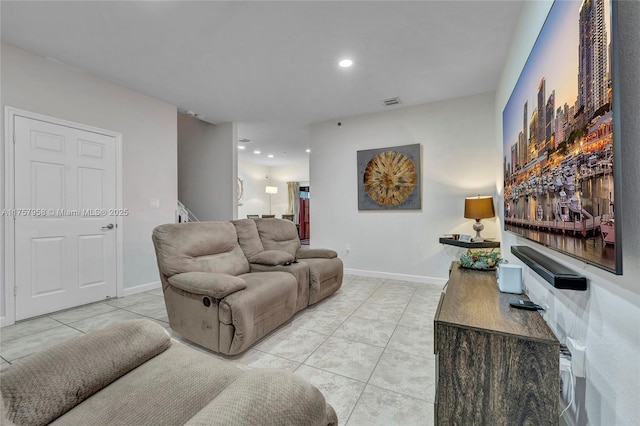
(1, 1, 524, 166)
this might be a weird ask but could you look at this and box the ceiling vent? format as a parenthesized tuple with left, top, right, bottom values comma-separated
(382, 97, 402, 107)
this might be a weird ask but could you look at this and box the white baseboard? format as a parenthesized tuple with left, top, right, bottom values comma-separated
(1, 315, 14, 328)
(0, 282, 162, 327)
(123, 281, 161, 297)
(344, 268, 447, 286)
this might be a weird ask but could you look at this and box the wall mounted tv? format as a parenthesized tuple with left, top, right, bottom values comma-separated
(502, 0, 622, 274)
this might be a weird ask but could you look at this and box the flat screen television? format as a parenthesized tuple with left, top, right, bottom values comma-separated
(502, 0, 622, 274)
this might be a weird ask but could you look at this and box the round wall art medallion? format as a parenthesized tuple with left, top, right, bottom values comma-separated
(363, 150, 417, 206)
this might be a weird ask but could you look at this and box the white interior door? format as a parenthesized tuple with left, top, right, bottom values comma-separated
(13, 116, 117, 320)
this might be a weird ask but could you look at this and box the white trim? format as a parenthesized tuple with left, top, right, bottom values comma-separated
(123, 281, 161, 297)
(2, 107, 124, 326)
(2, 108, 16, 327)
(344, 268, 447, 286)
(114, 125, 124, 298)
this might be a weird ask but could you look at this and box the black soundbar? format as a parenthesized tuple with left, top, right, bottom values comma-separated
(511, 246, 587, 291)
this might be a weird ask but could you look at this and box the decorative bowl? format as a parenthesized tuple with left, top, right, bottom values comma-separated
(459, 249, 503, 270)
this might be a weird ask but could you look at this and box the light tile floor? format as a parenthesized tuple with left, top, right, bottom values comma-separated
(0, 274, 442, 425)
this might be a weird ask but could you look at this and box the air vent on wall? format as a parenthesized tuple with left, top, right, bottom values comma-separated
(238, 138, 252, 144)
(382, 97, 402, 107)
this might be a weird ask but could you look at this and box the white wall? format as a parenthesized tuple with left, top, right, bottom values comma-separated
(0, 43, 177, 318)
(310, 92, 498, 283)
(177, 114, 236, 221)
(495, 2, 640, 425)
(238, 160, 270, 218)
(270, 162, 309, 185)
(237, 160, 308, 219)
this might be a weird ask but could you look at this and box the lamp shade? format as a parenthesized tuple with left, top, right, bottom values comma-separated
(265, 186, 278, 195)
(464, 196, 495, 220)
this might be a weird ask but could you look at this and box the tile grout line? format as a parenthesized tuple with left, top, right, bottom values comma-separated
(252, 278, 388, 424)
(285, 279, 383, 368)
(343, 280, 419, 425)
(343, 282, 444, 420)
(313, 278, 389, 425)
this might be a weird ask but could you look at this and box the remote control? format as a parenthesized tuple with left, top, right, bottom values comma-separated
(509, 299, 541, 310)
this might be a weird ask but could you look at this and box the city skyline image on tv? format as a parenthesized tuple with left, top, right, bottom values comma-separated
(502, 0, 621, 274)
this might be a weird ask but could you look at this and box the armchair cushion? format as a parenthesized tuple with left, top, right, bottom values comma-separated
(184, 369, 337, 426)
(1, 320, 171, 426)
(296, 247, 338, 259)
(169, 272, 246, 299)
(248, 250, 295, 266)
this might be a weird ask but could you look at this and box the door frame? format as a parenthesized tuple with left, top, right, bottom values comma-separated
(3, 107, 124, 327)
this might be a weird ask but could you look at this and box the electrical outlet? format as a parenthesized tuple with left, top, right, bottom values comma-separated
(151, 199, 160, 209)
(567, 337, 586, 378)
(540, 302, 550, 321)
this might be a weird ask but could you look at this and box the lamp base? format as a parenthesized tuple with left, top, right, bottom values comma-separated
(472, 220, 485, 242)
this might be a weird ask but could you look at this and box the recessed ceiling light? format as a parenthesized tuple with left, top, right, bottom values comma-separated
(238, 146, 246, 150)
(253, 150, 261, 154)
(267, 154, 274, 158)
(338, 59, 353, 68)
(306, 149, 311, 153)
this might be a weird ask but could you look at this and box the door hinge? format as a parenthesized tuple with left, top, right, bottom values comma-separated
(14, 286, 17, 296)
(13, 132, 16, 144)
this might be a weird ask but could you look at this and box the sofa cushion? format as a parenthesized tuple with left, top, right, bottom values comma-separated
(0, 392, 16, 426)
(254, 218, 301, 258)
(169, 272, 246, 299)
(248, 250, 295, 266)
(249, 262, 311, 313)
(232, 219, 265, 258)
(50, 343, 242, 426)
(184, 369, 337, 426)
(218, 272, 297, 326)
(153, 222, 250, 277)
(218, 272, 298, 355)
(1, 320, 171, 426)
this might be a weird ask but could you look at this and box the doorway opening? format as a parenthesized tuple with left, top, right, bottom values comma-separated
(299, 186, 310, 245)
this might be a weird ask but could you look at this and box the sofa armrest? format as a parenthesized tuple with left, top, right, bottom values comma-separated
(248, 250, 295, 266)
(0, 320, 170, 426)
(168, 272, 246, 299)
(184, 369, 337, 426)
(296, 247, 338, 259)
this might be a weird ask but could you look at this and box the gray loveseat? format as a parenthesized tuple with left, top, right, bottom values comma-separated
(1, 320, 338, 426)
(152, 218, 343, 355)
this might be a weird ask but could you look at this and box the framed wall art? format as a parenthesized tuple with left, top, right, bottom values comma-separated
(357, 144, 421, 210)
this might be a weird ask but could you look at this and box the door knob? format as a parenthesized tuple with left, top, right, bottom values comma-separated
(102, 223, 115, 231)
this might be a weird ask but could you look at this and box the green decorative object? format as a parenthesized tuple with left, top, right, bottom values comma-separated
(459, 249, 503, 270)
